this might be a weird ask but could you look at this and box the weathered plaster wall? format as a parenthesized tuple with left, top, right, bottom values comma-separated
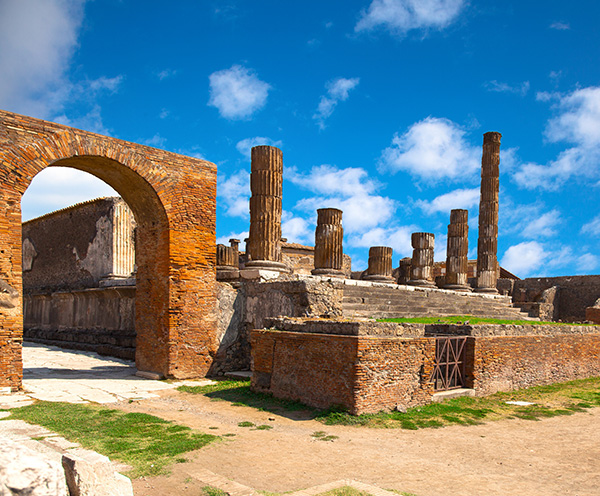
(22, 197, 135, 292)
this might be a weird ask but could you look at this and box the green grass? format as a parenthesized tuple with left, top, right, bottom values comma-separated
(179, 374, 600, 430)
(4, 401, 218, 478)
(378, 315, 592, 325)
(178, 379, 316, 417)
(202, 486, 230, 496)
(311, 430, 338, 441)
(318, 486, 373, 496)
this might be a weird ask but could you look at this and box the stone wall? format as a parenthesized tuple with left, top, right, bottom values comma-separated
(23, 286, 135, 359)
(22, 197, 135, 292)
(512, 275, 600, 322)
(251, 319, 600, 414)
(274, 242, 352, 276)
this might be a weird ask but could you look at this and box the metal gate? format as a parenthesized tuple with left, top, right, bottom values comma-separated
(430, 336, 467, 391)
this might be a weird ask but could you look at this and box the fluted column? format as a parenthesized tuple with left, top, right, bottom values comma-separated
(408, 233, 435, 287)
(444, 209, 471, 291)
(229, 238, 240, 268)
(216, 244, 239, 280)
(364, 246, 394, 282)
(246, 145, 287, 271)
(397, 257, 412, 284)
(476, 132, 501, 293)
(312, 208, 344, 277)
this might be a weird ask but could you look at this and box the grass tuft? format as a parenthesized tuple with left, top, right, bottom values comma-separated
(377, 315, 593, 326)
(5, 401, 217, 478)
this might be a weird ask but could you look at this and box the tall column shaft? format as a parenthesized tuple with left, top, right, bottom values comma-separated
(476, 132, 501, 293)
(364, 246, 394, 282)
(312, 208, 344, 277)
(397, 257, 412, 284)
(246, 146, 287, 270)
(409, 233, 435, 287)
(444, 209, 471, 291)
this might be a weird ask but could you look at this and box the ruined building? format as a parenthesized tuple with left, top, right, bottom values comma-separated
(3, 110, 600, 415)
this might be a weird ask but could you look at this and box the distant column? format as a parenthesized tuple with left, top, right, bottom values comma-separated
(312, 208, 345, 277)
(364, 246, 394, 282)
(444, 209, 471, 291)
(229, 239, 240, 267)
(476, 132, 501, 293)
(408, 233, 435, 287)
(397, 257, 412, 285)
(216, 244, 239, 281)
(246, 146, 287, 272)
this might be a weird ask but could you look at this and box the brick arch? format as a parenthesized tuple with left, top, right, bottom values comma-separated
(0, 110, 217, 390)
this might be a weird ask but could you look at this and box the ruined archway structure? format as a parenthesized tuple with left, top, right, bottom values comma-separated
(0, 110, 217, 391)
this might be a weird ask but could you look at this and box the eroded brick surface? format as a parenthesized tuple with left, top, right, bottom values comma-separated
(0, 110, 217, 389)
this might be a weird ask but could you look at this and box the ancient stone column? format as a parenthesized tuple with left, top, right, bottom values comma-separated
(476, 132, 501, 293)
(216, 244, 239, 280)
(312, 208, 344, 277)
(246, 145, 287, 272)
(444, 209, 471, 291)
(229, 238, 240, 267)
(397, 257, 412, 284)
(408, 233, 435, 287)
(364, 246, 394, 282)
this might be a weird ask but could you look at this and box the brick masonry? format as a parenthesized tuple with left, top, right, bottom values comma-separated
(251, 319, 600, 414)
(0, 110, 217, 390)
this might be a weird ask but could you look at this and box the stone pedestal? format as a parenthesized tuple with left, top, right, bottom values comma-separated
(397, 257, 412, 284)
(444, 209, 471, 292)
(408, 233, 435, 287)
(312, 208, 344, 277)
(476, 132, 501, 294)
(364, 246, 394, 282)
(245, 145, 288, 273)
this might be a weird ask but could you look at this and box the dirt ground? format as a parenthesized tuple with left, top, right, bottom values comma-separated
(124, 388, 600, 496)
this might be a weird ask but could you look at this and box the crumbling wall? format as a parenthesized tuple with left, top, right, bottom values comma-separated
(513, 276, 600, 322)
(280, 242, 352, 276)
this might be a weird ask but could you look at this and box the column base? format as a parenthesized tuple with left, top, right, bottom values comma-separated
(311, 268, 345, 277)
(216, 266, 240, 281)
(363, 274, 395, 283)
(244, 260, 289, 272)
(408, 279, 436, 288)
(474, 287, 499, 294)
(444, 284, 473, 292)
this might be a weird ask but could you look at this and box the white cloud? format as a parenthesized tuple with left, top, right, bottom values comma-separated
(216, 231, 248, 246)
(289, 165, 395, 233)
(218, 170, 250, 218)
(236, 137, 283, 160)
(348, 225, 417, 258)
(21, 167, 118, 221)
(522, 210, 561, 238)
(513, 86, 600, 190)
(0, 0, 84, 118)
(549, 21, 570, 30)
(157, 69, 177, 80)
(208, 65, 270, 120)
(416, 188, 479, 215)
(314, 77, 360, 129)
(380, 117, 480, 181)
(581, 215, 600, 236)
(484, 80, 530, 97)
(500, 241, 547, 277)
(282, 211, 312, 244)
(356, 0, 465, 36)
(501, 201, 561, 239)
(577, 253, 599, 272)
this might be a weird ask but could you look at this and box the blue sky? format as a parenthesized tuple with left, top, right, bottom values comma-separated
(3, 0, 600, 278)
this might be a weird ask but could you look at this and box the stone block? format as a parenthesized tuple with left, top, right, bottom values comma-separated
(61, 449, 133, 496)
(0, 437, 67, 495)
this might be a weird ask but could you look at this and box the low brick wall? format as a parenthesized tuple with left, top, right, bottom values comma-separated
(470, 334, 600, 395)
(251, 319, 600, 414)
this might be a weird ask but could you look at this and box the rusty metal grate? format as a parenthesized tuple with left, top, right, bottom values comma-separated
(430, 336, 467, 391)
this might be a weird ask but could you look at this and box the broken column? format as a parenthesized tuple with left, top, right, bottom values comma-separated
(444, 209, 471, 291)
(364, 246, 394, 282)
(245, 145, 288, 273)
(312, 208, 344, 277)
(397, 257, 412, 284)
(476, 132, 501, 293)
(216, 243, 239, 281)
(408, 233, 435, 287)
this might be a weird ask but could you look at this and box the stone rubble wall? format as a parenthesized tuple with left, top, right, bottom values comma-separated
(512, 275, 600, 322)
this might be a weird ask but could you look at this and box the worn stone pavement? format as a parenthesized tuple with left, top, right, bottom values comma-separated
(0, 342, 212, 409)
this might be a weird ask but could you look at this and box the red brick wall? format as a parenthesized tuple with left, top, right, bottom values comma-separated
(0, 110, 217, 389)
(251, 329, 436, 414)
(470, 334, 600, 395)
